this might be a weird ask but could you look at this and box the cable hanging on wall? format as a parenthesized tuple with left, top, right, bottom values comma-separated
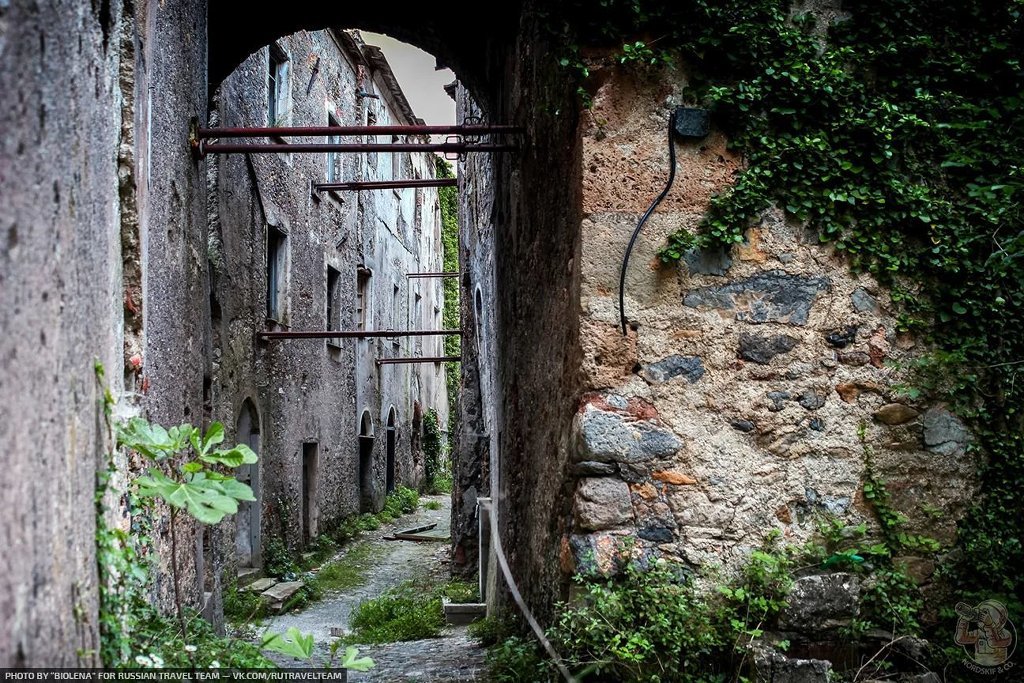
(618, 107, 709, 336)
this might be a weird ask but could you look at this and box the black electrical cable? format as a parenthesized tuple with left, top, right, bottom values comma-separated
(619, 110, 678, 335)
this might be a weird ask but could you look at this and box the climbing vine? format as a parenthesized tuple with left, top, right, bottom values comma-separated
(548, 0, 1023, 619)
(436, 157, 461, 459)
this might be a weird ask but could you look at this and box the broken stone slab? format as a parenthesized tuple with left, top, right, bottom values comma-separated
(576, 406, 682, 464)
(246, 577, 277, 593)
(643, 354, 705, 383)
(442, 599, 486, 626)
(778, 573, 860, 634)
(922, 406, 970, 456)
(261, 580, 304, 605)
(237, 566, 261, 586)
(574, 477, 634, 531)
(750, 642, 832, 683)
(684, 270, 830, 326)
(739, 333, 799, 365)
(874, 403, 920, 425)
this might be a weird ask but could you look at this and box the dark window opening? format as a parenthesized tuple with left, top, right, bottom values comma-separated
(266, 226, 287, 322)
(302, 442, 319, 545)
(356, 266, 371, 331)
(326, 112, 342, 183)
(386, 409, 397, 494)
(326, 265, 341, 349)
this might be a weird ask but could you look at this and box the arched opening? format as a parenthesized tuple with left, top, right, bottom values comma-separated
(386, 407, 397, 494)
(235, 399, 262, 569)
(359, 410, 375, 513)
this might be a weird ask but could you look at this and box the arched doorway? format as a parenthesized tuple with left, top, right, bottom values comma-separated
(235, 399, 262, 568)
(386, 407, 397, 494)
(359, 410, 375, 513)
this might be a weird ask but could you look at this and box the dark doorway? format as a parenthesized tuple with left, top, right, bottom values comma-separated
(359, 410, 374, 513)
(235, 400, 262, 568)
(386, 408, 397, 494)
(302, 442, 319, 544)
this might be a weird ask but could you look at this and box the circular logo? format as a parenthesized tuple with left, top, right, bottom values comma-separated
(954, 599, 1017, 671)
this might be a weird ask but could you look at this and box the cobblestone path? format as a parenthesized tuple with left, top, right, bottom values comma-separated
(262, 495, 486, 681)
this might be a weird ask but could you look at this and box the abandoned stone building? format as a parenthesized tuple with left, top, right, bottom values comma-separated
(206, 28, 449, 579)
(0, 0, 994, 677)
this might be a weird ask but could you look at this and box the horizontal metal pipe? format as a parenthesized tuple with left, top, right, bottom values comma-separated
(198, 142, 516, 155)
(377, 356, 461, 365)
(315, 178, 458, 192)
(407, 272, 461, 279)
(259, 329, 462, 340)
(197, 124, 524, 138)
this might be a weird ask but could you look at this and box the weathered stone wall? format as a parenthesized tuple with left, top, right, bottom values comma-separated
(567, 64, 977, 582)
(0, 0, 212, 663)
(0, 0, 127, 666)
(211, 29, 447, 570)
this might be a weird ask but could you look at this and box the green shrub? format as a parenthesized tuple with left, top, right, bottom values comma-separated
(442, 580, 479, 603)
(346, 583, 444, 644)
(308, 542, 380, 593)
(423, 500, 442, 511)
(263, 535, 299, 578)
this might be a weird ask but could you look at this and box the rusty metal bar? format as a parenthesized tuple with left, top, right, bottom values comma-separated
(407, 272, 460, 279)
(315, 178, 457, 192)
(197, 125, 524, 138)
(197, 142, 515, 156)
(259, 329, 461, 340)
(376, 356, 461, 365)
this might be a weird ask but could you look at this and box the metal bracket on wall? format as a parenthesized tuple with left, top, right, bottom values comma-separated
(376, 356, 461, 366)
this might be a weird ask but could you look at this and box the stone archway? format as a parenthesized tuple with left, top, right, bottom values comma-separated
(386, 406, 397, 494)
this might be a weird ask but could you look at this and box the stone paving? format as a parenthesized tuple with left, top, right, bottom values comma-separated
(260, 495, 487, 680)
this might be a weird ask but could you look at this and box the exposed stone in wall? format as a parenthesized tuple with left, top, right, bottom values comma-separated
(570, 61, 978, 580)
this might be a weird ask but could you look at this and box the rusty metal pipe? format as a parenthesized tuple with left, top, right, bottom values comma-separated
(260, 329, 462, 340)
(315, 178, 457, 192)
(376, 356, 461, 365)
(197, 125, 524, 138)
(197, 142, 516, 156)
(406, 272, 460, 279)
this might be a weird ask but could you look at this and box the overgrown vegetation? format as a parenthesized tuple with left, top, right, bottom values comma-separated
(308, 541, 382, 593)
(484, 519, 930, 681)
(345, 581, 446, 644)
(547, 0, 1023, 642)
(436, 157, 461, 463)
(423, 408, 452, 493)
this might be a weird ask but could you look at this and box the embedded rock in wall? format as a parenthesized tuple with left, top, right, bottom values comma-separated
(778, 573, 860, 634)
(574, 477, 634, 531)
(683, 271, 830, 326)
(575, 400, 682, 464)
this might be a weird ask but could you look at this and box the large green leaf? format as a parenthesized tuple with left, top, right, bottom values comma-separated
(261, 627, 314, 660)
(339, 646, 375, 672)
(217, 477, 256, 502)
(116, 418, 175, 459)
(135, 469, 240, 524)
(200, 443, 258, 468)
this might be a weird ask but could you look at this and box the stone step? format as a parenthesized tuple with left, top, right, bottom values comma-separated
(237, 566, 262, 587)
(261, 580, 305, 610)
(246, 577, 278, 593)
(442, 600, 486, 626)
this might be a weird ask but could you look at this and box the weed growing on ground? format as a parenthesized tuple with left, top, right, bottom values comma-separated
(423, 499, 442, 511)
(309, 542, 383, 593)
(223, 582, 267, 624)
(346, 581, 445, 644)
(441, 580, 479, 603)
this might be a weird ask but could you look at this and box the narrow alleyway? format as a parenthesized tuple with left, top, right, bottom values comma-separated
(263, 495, 486, 680)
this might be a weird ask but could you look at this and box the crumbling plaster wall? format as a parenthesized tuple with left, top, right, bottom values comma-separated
(212, 29, 447, 561)
(568, 64, 977, 584)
